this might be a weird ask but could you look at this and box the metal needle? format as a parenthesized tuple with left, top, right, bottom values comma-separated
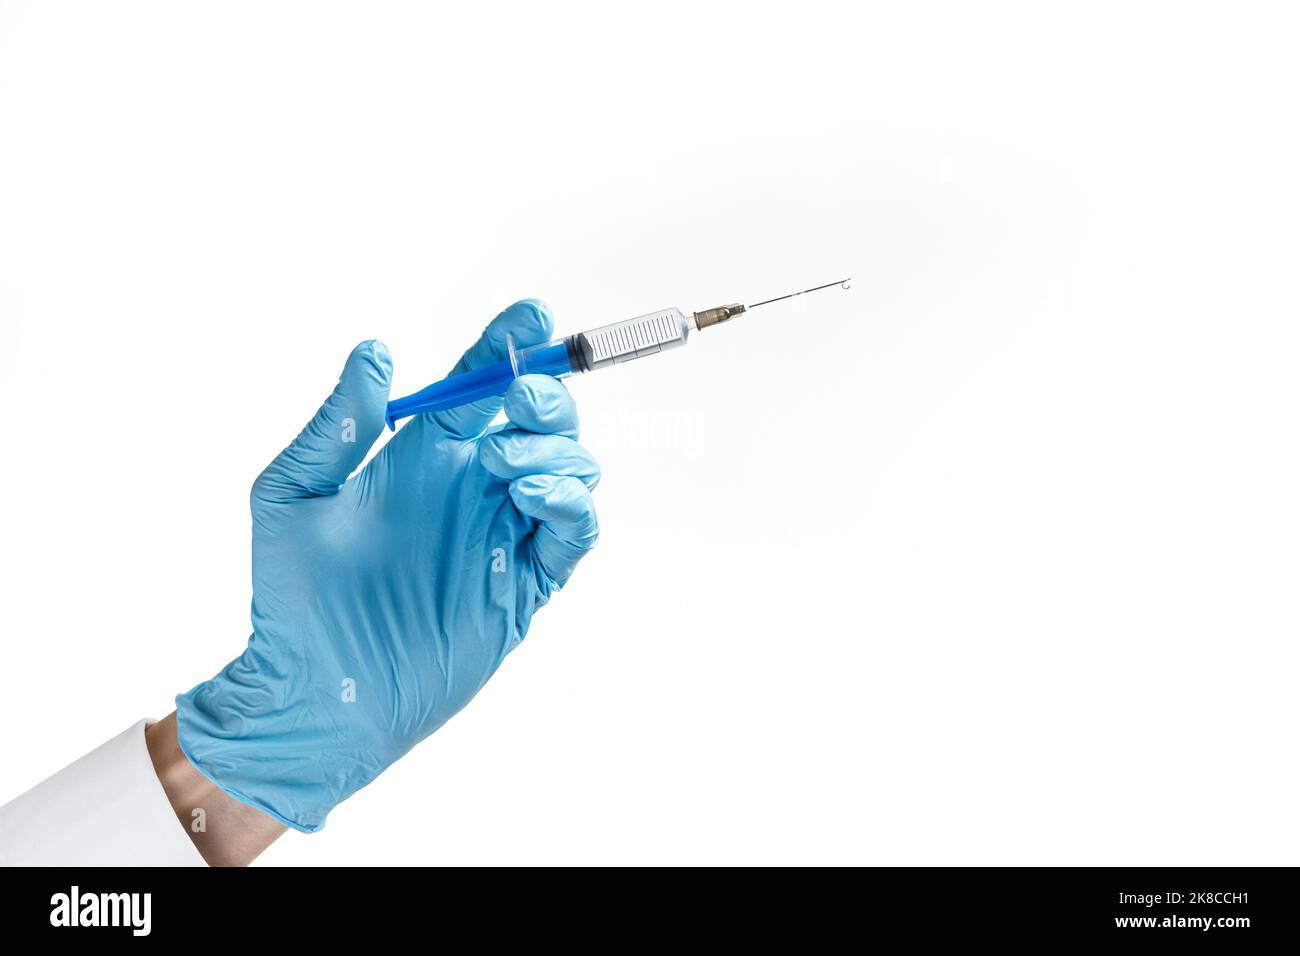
(747, 278, 852, 310)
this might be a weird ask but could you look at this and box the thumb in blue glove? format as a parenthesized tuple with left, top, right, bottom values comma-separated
(176, 300, 599, 832)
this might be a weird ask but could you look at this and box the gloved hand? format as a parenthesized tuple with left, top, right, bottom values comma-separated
(176, 300, 600, 832)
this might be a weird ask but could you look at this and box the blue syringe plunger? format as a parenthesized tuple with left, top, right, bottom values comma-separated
(383, 335, 577, 429)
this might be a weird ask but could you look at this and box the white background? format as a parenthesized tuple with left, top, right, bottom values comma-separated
(1, 1, 1296, 865)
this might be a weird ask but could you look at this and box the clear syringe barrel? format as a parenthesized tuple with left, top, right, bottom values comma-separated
(383, 307, 695, 429)
(571, 306, 692, 370)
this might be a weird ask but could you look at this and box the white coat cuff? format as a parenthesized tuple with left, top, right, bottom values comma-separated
(0, 720, 207, 866)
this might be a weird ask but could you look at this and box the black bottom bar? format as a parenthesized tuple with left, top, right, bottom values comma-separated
(4, 866, 1293, 943)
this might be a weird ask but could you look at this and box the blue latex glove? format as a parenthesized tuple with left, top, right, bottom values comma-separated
(176, 300, 600, 832)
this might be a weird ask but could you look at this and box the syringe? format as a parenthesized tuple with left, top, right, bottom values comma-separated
(384, 278, 851, 429)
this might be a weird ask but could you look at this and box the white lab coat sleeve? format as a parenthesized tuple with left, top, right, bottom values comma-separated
(0, 719, 207, 866)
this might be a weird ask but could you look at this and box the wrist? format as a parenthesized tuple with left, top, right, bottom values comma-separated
(146, 712, 286, 866)
(176, 643, 405, 832)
